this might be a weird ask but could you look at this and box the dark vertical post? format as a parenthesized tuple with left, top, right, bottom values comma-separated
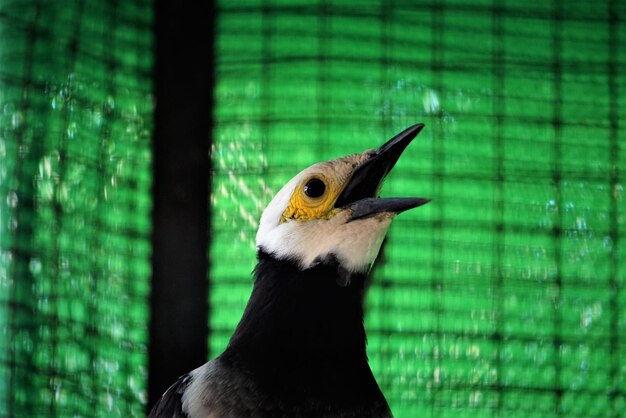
(149, 0, 215, 411)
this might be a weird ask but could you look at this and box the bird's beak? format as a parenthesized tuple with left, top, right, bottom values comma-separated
(334, 124, 431, 221)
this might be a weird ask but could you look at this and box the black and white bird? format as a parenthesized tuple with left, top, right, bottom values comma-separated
(149, 124, 430, 418)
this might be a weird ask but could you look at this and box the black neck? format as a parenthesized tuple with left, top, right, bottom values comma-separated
(221, 251, 385, 409)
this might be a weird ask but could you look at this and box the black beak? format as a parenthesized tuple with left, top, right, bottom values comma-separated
(334, 124, 431, 221)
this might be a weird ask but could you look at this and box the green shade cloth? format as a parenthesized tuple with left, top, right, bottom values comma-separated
(0, 0, 153, 416)
(210, 1, 626, 417)
(1, 0, 625, 417)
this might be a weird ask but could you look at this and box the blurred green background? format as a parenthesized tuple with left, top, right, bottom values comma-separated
(1, 0, 625, 417)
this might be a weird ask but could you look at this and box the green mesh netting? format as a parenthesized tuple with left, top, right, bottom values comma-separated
(1, 0, 625, 417)
(210, 1, 625, 417)
(0, 0, 153, 416)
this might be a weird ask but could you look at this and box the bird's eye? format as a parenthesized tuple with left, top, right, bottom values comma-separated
(303, 178, 326, 198)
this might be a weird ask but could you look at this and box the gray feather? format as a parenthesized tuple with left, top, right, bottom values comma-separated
(148, 374, 191, 418)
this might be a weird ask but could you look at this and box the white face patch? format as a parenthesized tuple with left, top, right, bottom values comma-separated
(256, 162, 396, 273)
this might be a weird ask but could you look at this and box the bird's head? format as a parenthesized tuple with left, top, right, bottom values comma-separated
(256, 124, 430, 276)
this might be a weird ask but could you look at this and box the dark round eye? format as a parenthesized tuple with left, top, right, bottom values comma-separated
(303, 178, 326, 198)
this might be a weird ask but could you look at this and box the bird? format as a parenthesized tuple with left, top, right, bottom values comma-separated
(149, 124, 430, 418)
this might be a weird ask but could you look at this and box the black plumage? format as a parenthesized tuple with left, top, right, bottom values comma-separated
(148, 374, 191, 418)
(150, 251, 391, 417)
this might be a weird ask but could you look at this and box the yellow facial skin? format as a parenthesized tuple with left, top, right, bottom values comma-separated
(280, 152, 371, 223)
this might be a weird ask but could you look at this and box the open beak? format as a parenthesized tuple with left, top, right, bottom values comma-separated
(334, 124, 431, 221)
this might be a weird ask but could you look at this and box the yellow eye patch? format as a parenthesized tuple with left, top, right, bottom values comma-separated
(279, 153, 369, 224)
(281, 174, 340, 223)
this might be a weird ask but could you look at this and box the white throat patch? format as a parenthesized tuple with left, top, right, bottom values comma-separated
(255, 168, 395, 273)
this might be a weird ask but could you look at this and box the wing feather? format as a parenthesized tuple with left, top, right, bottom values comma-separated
(148, 374, 191, 418)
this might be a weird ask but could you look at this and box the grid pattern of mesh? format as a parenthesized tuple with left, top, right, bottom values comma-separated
(210, 1, 626, 417)
(0, 1, 153, 416)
